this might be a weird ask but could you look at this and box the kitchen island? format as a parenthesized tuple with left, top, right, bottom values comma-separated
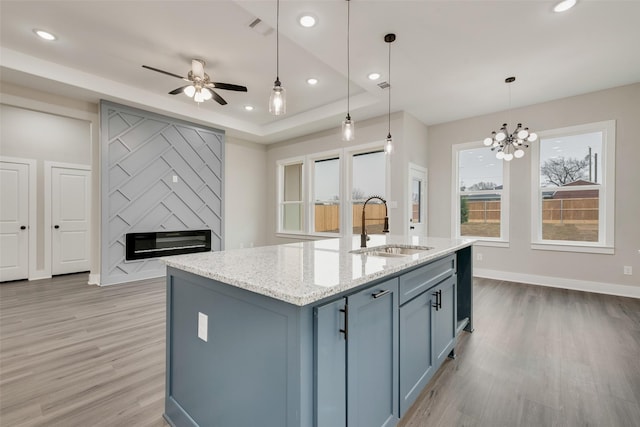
(162, 235, 474, 427)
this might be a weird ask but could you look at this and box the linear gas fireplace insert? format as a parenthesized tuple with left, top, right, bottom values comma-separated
(125, 230, 211, 261)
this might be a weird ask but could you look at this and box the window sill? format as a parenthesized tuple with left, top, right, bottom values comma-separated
(471, 240, 510, 248)
(531, 242, 614, 255)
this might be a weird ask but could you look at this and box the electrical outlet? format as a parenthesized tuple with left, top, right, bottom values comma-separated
(476, 253, 483, 261)
(198, 312, 208, 342)
(623, 266, 632, 275)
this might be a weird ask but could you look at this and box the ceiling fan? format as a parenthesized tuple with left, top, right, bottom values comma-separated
(142, 59, 247, 105)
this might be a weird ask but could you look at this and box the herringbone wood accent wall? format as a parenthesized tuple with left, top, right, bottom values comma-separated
(100, 101, 224, 285)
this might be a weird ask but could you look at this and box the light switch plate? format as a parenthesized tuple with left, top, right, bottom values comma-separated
(198, 312, 208, 342)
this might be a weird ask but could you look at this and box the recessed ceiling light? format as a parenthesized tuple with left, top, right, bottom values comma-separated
(553, 0, 577, 13)
(306, 78, 318, 86)
(34, 29, 57, 41)
(368, 72, 381, 81)
(244, 105, 254, 111)
(299, 14, 317, 28)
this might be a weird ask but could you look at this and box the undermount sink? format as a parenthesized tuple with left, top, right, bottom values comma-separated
(350, 245, 434, 258)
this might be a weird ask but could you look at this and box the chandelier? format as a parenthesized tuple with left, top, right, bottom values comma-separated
(483, 77, 537, 161)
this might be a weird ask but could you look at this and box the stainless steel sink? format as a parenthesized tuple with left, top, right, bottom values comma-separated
(350, 245, 434, 257)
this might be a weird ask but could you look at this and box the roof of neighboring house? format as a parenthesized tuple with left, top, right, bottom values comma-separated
(551, 179, 599, 199)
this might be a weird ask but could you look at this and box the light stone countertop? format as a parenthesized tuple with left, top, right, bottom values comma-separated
(162, 235, 474, 306)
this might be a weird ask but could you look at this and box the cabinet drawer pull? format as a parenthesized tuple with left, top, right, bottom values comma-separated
(372, 289, 391, 299)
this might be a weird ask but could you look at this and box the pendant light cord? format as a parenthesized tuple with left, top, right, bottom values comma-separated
(346, 0, 350, 116)
(387, 38, 391, 136)
(276, 0, 280, 81)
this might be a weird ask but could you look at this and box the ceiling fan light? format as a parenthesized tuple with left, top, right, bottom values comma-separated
(202, 88, 213, 101)
(184, 85, 196, 97)
(193, 89, 205, 103)
(269, 82, 286, 115)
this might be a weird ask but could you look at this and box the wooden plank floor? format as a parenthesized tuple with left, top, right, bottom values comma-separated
(1, 275, 639, 427)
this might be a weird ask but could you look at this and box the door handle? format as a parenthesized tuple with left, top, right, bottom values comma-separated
(54, 225, 60, 229)
(20, 225, 26, 230)
(372, 289, 391, 299)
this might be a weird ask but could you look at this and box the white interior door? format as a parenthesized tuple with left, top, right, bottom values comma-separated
(408, 164, 427, 238)
(0, 162, 29, 282)
(52, 167, 90, 275)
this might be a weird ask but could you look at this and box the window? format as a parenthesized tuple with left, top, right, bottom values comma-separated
(278, 160, 304, 233)
(351, 150, 386, 235)
(313, 157, 340, 234)
(452, 142, 509, 245)
(276, 144, 387, 237)
(531, 120, 615, 253)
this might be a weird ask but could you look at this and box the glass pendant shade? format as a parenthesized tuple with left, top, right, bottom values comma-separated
(202, 88, 213, 101)
(384, 135, 393, 154)
(514, 148, 525, 158)
(483, 137, 493, 146)
(528, 132, 538, 142)
(342, 115, 354, 141)
(504, 153, 514, 161)
(184, 85, 196, 97)
(269, 80, 286, 115)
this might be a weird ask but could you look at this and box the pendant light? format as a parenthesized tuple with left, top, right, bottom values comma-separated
(384, 33, 396, 154)
(269, 0, 286, 115)
(341, 0, 354, 141)
(482, 77, 537, 161)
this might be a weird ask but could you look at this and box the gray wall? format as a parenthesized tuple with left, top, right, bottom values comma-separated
(100, 101, 225, 285)
(428, 83, 640, 293)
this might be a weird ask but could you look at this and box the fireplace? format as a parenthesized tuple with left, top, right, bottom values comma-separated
(125, 230, 211, 261)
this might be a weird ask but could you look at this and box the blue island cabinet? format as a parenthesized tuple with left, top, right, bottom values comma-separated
(164, 248, 472, 427)
(315, 278, 399, 427)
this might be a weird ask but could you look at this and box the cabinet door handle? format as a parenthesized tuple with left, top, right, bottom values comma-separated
(432, 290, 442, 310)
(372, 289, 391, 299)
(20, 226, 27, 230)
(339, 305, 348, 341)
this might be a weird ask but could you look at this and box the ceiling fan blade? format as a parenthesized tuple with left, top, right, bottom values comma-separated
(168, 85, 191, 95)
(142, 65, 185, 80)
(211, 82, 248, 92)
(207, 88, 227, 105)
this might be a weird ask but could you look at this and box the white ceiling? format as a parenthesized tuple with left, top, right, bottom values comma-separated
(1, 0, 639, 144)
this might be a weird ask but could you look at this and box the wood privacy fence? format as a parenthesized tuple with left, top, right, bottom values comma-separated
(315, 203, 386, 232)
(466, 197, 598, 224)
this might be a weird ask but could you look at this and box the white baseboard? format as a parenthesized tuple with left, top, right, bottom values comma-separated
(99, 271, 166, 286)
(474, 268, 640, 299)
(88, 273, 100, 285)
(29, 271, 52, 281)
